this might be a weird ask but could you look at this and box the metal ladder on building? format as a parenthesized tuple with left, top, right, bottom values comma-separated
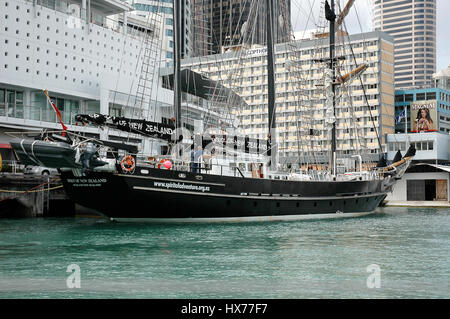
(134, 11, 164, 121)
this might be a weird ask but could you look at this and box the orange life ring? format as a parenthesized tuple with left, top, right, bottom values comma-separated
(158, 159, 171, 170)
(120, 155, 135, 173)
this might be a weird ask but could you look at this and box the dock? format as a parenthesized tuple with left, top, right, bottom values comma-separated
(383, 200, 450, 208)
(0, 174, 75, 218)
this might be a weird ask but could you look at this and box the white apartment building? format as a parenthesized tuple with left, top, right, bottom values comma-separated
(183, 31, 396, 163)
(372, 0, 437, 89)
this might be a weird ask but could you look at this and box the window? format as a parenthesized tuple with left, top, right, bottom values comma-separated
(395, 95, 405, 102)
(426, 92, 436, 100)
(0, 89, 24, 118)
(0, 89, 5, 116)
(416, 93, 426, 100)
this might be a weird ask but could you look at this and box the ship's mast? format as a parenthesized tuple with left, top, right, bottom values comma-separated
(173, 0, 182, 134)
(266, 0, 277, 170)
(326, 0, 337, 176)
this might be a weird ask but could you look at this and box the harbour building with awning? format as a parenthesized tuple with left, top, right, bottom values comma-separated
(386, 132, 450, 203)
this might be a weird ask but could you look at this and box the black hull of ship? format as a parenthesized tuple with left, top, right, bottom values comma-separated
(60, 167, 387, 222)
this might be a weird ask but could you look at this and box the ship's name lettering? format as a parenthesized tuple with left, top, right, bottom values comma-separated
(67, 179, 107, 183)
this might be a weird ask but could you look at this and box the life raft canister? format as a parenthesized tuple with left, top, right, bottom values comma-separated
(120, 155, 136, 173)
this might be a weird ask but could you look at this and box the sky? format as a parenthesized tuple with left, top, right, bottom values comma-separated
(291, 0, 450, 71)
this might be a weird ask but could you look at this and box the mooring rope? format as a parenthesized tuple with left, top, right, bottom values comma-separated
(0, 177, 61, 203)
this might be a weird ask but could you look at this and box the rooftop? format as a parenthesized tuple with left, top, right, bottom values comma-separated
(433, 65, 450, 78)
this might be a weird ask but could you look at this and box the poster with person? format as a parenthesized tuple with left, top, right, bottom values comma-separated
(410, 100, 438, 133)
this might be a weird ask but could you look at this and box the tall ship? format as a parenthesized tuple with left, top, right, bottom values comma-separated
(8, 0, 414, 222)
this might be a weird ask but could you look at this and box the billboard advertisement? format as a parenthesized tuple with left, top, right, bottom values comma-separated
(410, 100, 438, 133)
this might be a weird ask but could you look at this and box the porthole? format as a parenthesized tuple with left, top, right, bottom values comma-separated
(253, 202, 257, 207)
(314, 202, 317, 207)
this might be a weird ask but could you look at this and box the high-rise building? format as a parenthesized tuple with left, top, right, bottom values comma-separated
(183, 31, 395, 162)
(192, 0, 291, 56)
(372, 0, 436, 89)
(131, 0, 193, 60)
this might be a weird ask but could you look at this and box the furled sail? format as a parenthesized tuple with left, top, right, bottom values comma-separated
(324, 68, 336, 130)
(335, 0, 355, 28)
(336, 64, 368, 84)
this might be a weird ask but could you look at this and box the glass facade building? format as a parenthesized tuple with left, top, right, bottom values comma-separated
(394, 88, 450, 133)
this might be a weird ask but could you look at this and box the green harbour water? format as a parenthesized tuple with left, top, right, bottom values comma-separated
(0, 207, 448, 299)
